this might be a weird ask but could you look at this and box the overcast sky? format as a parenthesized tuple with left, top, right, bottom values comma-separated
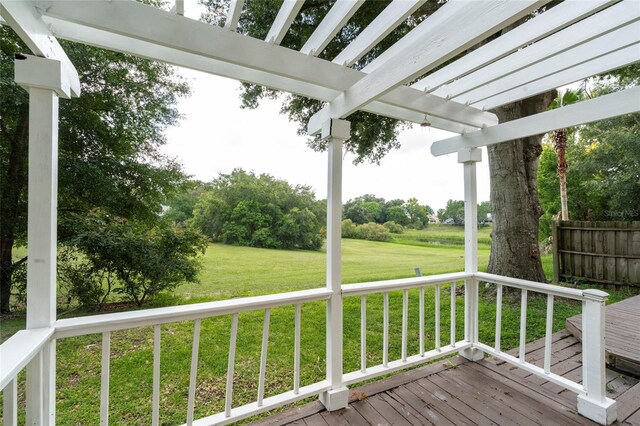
(161, 67, 491, 211)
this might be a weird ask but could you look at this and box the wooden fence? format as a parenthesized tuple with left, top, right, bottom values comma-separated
(552, 221, 640, 286)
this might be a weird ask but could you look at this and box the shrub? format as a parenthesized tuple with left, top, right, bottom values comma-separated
(341, 219, 358, 238)
(356, 222, 391, 241)
(383, 221, 404, 234)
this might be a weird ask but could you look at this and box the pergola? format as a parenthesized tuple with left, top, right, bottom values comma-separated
(1, 0, 638, 425)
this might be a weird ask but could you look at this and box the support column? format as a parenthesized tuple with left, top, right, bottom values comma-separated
(319, 119, 350, 411)
(577, 290, 617, 425)
(458, 147, 483, 361)
(15, 54, 66, 426)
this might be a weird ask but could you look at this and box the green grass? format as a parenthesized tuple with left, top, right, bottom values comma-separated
(2, 229, 638, 425)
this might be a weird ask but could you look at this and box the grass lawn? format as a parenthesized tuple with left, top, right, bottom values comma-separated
(3, 227, 638, 425)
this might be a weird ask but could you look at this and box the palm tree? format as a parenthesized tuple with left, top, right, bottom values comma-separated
(549, 88, 583, 221)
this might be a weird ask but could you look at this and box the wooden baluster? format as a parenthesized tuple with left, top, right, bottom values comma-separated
(519, 289, 528, 362)
(360, 295, 367, 373)
(435, 284, 441, 351)
(419, 286, 425, 356)
(544, 295, 554, 374)
(383, 292, 389, 367)
(152, 325, 161, 426)
(402, 289, 408, 362)
(225, 314, 239, 417)
(495, 284, 502, 352)
(100, 331, 111, 425)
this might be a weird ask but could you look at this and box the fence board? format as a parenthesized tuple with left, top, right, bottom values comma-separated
(553, 221, 640, 286)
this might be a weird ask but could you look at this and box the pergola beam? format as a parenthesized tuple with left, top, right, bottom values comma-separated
(301, 0, 364, 56)
(0, 0, 80, 97)
(461, 22, 640, 106)
(436, 1, 640, 102)
(265, 0, 303, 44)
(430, 87, 640, 156)
(307, 0, 547, 134)
(332, 0, 425, 66)
(37, 0, 495, 133)
(478, 44, 640, 110)
(224, 0, 244, 32)
(411, 0, 614, 92)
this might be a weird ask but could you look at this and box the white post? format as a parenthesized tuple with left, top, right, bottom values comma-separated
(319, 118, 350, 411)
(458, 147, 483, 361)
(577, 290, 617, 425)
(15, 54, 67, 426)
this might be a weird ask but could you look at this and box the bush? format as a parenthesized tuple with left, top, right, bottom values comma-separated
(383, 221, 404, 234)
(341, 219, 358, 238)
(63, 210, 207, 308)
(356, 222, 391, 241)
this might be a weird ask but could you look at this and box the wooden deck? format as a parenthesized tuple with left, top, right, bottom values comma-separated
(567, 294, 640, 376)
(252, 330, 640, 426)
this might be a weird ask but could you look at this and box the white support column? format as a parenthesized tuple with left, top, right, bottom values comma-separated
(319, 119, 350, 411)
(458, 147, 483, 362)
(15, 54, 63, 426)
(577, 290, 617, 425)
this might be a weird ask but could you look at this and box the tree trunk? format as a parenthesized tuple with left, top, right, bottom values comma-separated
(487, 91, 556, 282)
(553, 129, 569, 220)
(0, 106, 29, 313)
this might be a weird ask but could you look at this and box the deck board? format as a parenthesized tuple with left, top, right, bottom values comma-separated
(251, 329, 640, 426)
(566, 294, 640, 376)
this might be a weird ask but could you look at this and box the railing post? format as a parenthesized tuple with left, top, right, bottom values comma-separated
(319, 119, 350, 411)
(15, 54, 69, 425)
(458, 147, 483, 361)
(577, 290, 617, 425)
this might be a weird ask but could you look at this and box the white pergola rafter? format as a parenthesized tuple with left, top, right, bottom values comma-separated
(437, 1, 640, 103)
(411, 0, 615, 93)
(307, 0, 548, 133)
(2, 1, 637, 424)
(300, 0, 364, 56)
(224, 0, 244, 32)
(331, 0, 426, 67)
(460, 22, 640, 106)
(34, 0, 496, 133)
(478, 44, 640, 110)
(265, 0, 303, 44)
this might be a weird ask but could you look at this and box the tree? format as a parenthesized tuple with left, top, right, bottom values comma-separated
(200, 2, 565, 282)
(0, 27, 189, 312)
(477, 201, 492, 224)
(164, 181, 211, 226)
(548, 89, 583, 220)
(405, 197, 429, 228)
(191, 169, 324, 250)
(61, 210, 207, 308)
(538, 71, 640, 236)
(439, 200, 465, 224)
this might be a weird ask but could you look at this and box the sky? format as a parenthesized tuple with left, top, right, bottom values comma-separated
(160, 2, 491, 211)
(162, 67, 491, 211)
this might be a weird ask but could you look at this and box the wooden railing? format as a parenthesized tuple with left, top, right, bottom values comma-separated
(0, 272, 616, 425)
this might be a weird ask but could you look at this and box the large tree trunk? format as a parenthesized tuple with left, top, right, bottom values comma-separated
(487, 91, 556, 282)
(553, 129, 569, 220)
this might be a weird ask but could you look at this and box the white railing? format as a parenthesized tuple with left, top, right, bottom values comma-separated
(55, 288, 332, 426)
(341, 272, 471, 385)
(0, 327, 54, 425)
(0, 272, 616, 425)
(475, 272, 616, 424)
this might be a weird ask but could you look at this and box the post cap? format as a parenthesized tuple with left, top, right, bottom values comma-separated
(583, 289, 609, 302)
(457, 147, 482, 163)
(14, 54, 71, 98)
(321, 118, 351, 141)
